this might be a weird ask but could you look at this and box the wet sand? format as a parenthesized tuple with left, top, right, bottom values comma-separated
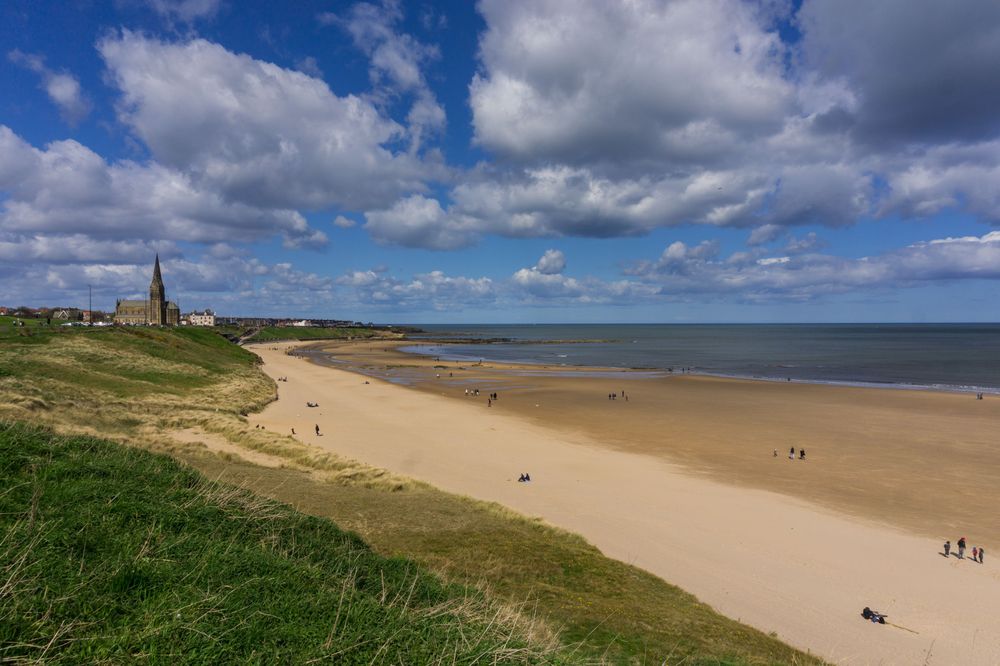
(247, 340, 1000, 665)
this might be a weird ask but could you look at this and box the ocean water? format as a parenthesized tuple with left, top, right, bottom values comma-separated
(402, 324, 1000, 393)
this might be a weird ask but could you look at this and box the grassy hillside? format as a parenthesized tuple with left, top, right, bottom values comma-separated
(0, 326, 823, 664)
(0, 422, 554, 663)
(0, 325, 273, 449)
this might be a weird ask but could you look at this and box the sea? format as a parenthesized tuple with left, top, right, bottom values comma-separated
(400, 324, 1000, 393)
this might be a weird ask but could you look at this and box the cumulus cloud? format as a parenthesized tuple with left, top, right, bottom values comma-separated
(363, 195, 478, 249)
(337, 267, 495, 311)
(0, 126, 325, 248)
(98, 31, 435, 212)
(626, 231, 1000, 302)
(358, 0, 1000, 250)
(534, 249, 565, 275)
(471, 0, 791, 164)
(0, 234, 177, 265)
(8, 50, 91, 124)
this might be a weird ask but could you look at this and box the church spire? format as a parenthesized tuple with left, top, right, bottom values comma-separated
(152, 254, 163, 285)
(149, 254, 165, 322)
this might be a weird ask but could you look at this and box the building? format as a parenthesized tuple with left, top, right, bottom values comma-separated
(188, 309, 216, 327)
(115, 255, 180, 325)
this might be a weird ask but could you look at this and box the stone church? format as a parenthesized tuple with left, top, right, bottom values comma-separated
(114, 255, 180, 325)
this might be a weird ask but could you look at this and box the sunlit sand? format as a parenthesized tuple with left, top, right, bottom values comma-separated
(249, 340, 1000, 665)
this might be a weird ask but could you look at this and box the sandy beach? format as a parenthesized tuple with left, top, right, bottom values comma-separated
(248, 340, 1000, 665)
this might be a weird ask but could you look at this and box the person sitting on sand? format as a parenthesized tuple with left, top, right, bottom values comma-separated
(518, 473, 526, 482)
(773, 449, 778, 457)
(291, 427, 295, 435)
(524, 473, 531, 482)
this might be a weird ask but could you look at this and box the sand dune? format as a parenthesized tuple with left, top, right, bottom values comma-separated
(248, 341, 1000, 665)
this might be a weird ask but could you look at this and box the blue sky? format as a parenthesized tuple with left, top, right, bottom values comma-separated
(1, 0, 999, 322)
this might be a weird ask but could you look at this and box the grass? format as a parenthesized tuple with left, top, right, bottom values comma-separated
(0, 326, 824, 664)
(0, 422, 557, 663)
(247, 326, 389, 342)
(0, 326, 273, 442)
(188, 455, 822, 665)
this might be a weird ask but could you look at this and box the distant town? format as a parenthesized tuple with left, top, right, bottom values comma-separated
(0, 306, 376, 330)
(0, 256, 378, 330)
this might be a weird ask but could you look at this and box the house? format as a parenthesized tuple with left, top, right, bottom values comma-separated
(188, 309, 216, 327)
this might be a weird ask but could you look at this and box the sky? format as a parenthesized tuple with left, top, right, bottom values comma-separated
(1, 0, 999, 323)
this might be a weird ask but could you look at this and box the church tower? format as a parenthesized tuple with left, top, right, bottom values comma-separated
(149, 254, 166, 325)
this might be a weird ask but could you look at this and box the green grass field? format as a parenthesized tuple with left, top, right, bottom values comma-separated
(0, 326, 823, 664)
(0, 422, 555, 663)
(247, 326, 387, 342)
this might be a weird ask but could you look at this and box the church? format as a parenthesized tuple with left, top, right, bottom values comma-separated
(114, 255, 180, 325)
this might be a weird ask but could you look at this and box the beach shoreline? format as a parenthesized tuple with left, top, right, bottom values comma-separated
(294, 338, 1000, 546)
(396, 339, 1000, 396)
(247, 339, 1000, 664)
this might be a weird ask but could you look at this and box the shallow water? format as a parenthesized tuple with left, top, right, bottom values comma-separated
(403, 323, 1000, 393)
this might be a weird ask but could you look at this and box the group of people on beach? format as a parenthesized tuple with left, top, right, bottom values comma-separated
(943, 537, 984, 563)
(774, 447, 806, 460)
(464, 388, 499, 406)
(607, 390, 628, 401)
(517, 473, 531, 482)
(975, 392, 985, 400)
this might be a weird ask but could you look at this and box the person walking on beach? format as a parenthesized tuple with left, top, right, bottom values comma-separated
(944, 540, 951, 557)
(979, 547, 984, 564)
(789, 446, 795, 460)
(958, 537, 966, 559)
(799, 449, 806, 460)
(291, 427, 295, 435)
(973, 547, 978, 562)
(315, 424, 321, 436)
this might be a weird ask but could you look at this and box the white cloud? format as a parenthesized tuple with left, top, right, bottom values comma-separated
(98, 31, 435, 212)
(0, 234, 177, 264)
(337, 267, 495, 311)
(0, 125, 325, 248)
(534, 249, 565, 275)
(471, 0, 791, 164)
(364, 194, 478, 249)
(356, 0, 1000, 250)
(626, 231, 1000, 302)
(8, 50, 91, 124)
(333, 215, 358, 229)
